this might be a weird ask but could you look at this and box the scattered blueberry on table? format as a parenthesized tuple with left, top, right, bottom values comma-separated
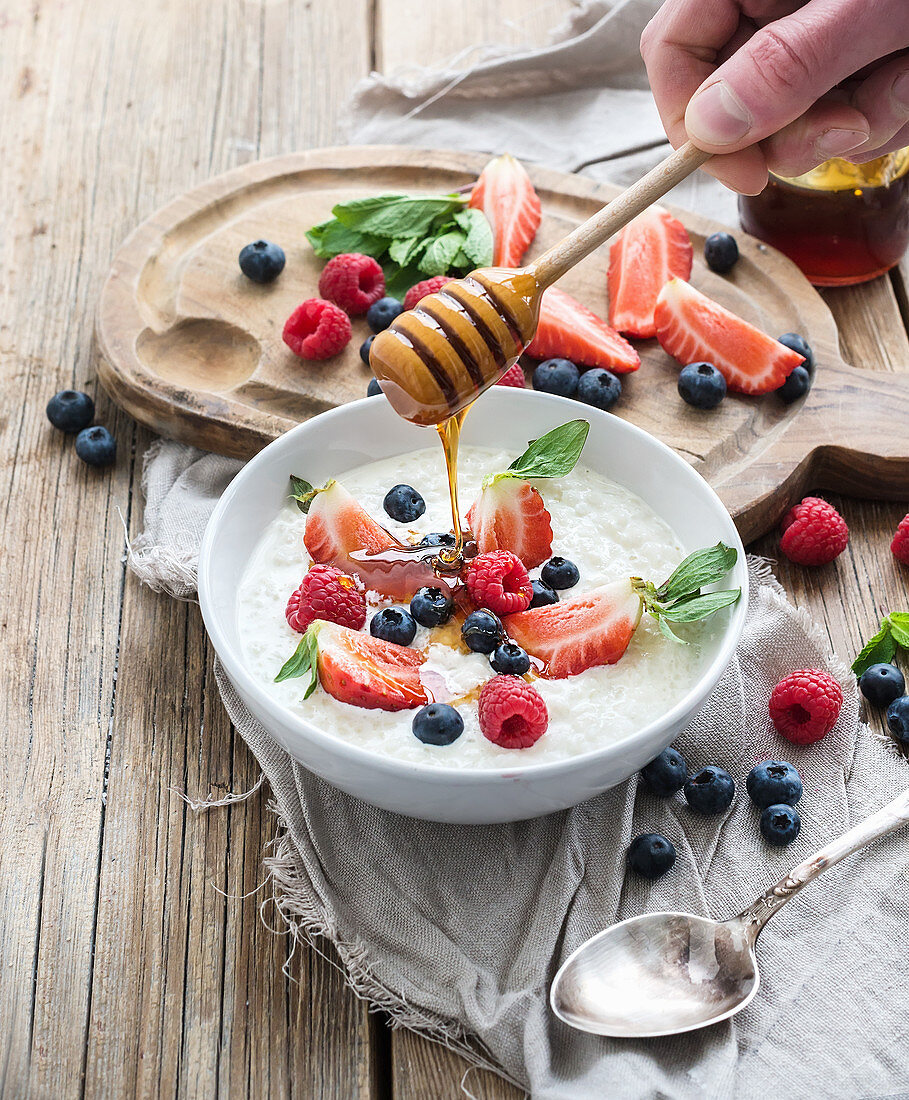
(532, 358, 580, 398)
(540, 556, 579, 591)
(684, 765, 735, 814)
(576, 368, 621, 411)
(640, 746, 688, 797)
(490, 642, 531, 675)
(704, 232, 739, 274)
(678, 362, 726, 409)
(746, 761, 803, 809)
(366, 376, 383, 397)
(760, 803, 801, 846)
(366, 296, 404, 333)
(887, 696, 909, 746)
(238, 239, 285, 283)
(369, 607, 417, 646)
(626, 833, 677, 879)
(46, 390, 95, 433)
(360, 335, 376, 365)
(461, 609, 503, 654)
(75, 426, 116, 467)
(776, 365, 812, 403)
(859, 662, 905, 708)
(383, 483, 426, 523)
(412, 703, 464, 746)
(778, 332, 815, 374)
(410, 586, 454, 628)
(529, 579, 559, 608)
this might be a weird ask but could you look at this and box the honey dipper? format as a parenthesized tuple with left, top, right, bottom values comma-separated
(370, 141, 710, 426)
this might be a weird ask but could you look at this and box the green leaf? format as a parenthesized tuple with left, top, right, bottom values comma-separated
(305, 218, 387, 260)
(657, 543, 738, 602)
(388, 236, 427, 266)
(851, 621, 897, 676)
(657, 616, 688, 645)
(501, 420, 590, 481)
(275, 628, 320, 697)
(289, 475, 318, 514)
(419, 230, 467, 276)
(334, 195, 465, 238)
(659, 589, 742, 622)
(887, 612, 909, 649)
(383, 262, 426, 300)
(454, 208, 494, 267)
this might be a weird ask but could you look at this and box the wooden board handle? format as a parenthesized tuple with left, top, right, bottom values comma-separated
(530, 142, 711, 288)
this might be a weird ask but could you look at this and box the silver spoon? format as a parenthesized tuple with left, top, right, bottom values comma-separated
(551, 787, 909, 1038)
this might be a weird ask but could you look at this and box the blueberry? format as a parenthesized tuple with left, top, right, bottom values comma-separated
(887, 696, 909, 745)
(626, 833, 676, 879)
(367, 376, 383, 397)
(540, 556, 579, 591)
(383, 484, 426, 523)
(859, 662, 906, 708)
(461, 610, 503, 654)
(420, 531, 456, 548)
(576, 368, 621, 411)
(75, 426, 116, 467)
(412, 703, 464, 746)
(684, 765, 735, 814)
(678, 362, 726, 409)
(704, 232, 739, 274)
(238, 239, 285, 283)
(778, 332, 815, 374)
(532, 358, 580, 398)
(366, 296, 404, 333)
(46, 390, 95, 433)
(410, 586, 454, 628)
(529, 579, 559, 608)
(640, 746, 688, 798)
(776, 365, 811, 404)
(369, 607, 417, 646)
(746, 761, 803, 809)
(360, 335, 376, 365)
(490, 642, 531, 675)
(760, 803, 801, 846)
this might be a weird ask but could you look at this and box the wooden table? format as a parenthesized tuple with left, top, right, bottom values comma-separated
(3, 2, 907, 1096)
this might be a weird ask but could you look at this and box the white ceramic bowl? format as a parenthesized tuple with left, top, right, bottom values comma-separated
(198, 388, 748, 824)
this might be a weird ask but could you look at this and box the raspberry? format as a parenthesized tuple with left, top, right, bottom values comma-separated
(318, 253, 385, 315)
(769, 669, 843, 745)
(285, 565, 366, 633)
(478, 675, 548, 748)
(283, 299, 351, 360)
(465, 550, 532, 615)
(891, 514, 909, 565)
(496, 363, 526, 388)
(403, 276, 450, 311)
(779, 496, 848, 566)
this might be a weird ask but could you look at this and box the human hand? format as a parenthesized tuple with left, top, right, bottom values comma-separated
(640, 0, 909, 193)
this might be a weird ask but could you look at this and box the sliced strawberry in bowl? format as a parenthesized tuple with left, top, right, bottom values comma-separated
(468, 153, 541, 267)
(654, 278, 804, 395)
(466, 479, 553, 571)
(276, 619, 429, 711)
(526, 287, 640, 373)
(608, 205, 693, 339)
(505, 579, 643, 679)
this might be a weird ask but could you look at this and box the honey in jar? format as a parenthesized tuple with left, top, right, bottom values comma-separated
(738, 150, 909, 286)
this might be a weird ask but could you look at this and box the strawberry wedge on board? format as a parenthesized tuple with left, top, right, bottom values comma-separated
(275, 619, 429, 711)
(468, 153, 541, 267)
(526, 287, 640, 373)
(608, 206, 693, 339)
(654, 278, 804, 395)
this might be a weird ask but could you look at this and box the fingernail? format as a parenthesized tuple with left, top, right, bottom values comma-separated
(815, 128, 870, 159)
(892, 71, 909, 111)
(686, 81, 753, 146)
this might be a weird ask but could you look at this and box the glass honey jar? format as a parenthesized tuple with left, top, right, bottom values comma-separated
(738, 149, 909, 286)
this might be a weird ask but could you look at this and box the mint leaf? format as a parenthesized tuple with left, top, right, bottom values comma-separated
(419, 230, 467, 276)
(659, 589, 741, 622)
(275, 629, 320, 697)
(335, 195, 465, 238)
(388, 236, 427, 267)
(887, 612, 909, 649)
(657, 543, 738, 602)
(851, 621, 897, 676)
(305, 219, 386, 260)
(454, 208, 494, 267)
(290, 475, 318, 514)
(383, 263, 426, 300)
(502, 420, 590, 481)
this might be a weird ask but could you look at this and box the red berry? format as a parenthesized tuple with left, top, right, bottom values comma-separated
(779, 496, 848, 566)
(891, 513, 909, 565)
(285, 564, 366, 633)
(769, 669, 843, 745)
(495, 362, 526, 388)
(283, 299, 351, 360)
(478, 675, 548, 748)
(465, 550, 533, 616)
(318, 253, 385, 315)
(403, 276, 450, 311)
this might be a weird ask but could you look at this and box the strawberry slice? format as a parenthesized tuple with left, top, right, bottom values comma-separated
(468, 153, 541, 267)
(505, 579, 643, 679)
(302, 480, 436, 600)
(608, 206, 693, 339)
(525, 288, 640, 373)
(654, 278, 804, 395)
(280, 620, 428, 711)
(466, 479, 553, 570)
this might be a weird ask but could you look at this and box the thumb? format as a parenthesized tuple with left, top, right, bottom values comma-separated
(684, 0, 903, 152)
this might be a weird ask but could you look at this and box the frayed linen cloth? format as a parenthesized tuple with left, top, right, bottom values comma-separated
(128, 2, 909, 1096)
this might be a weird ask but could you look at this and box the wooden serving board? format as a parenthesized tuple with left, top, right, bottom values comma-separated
(96, 146, 909, 541)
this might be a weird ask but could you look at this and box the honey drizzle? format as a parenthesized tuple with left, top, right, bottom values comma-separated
(436, 405, 471, 567)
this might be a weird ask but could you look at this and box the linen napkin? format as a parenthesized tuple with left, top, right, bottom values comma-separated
(128, 2, 909, 1096)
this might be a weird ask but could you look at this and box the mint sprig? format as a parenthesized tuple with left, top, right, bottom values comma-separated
(852, 612, 909, 676)
(275, 627, 320, 696)
(487, 420, 590, 486)
(632, 542, 741, 643)
(305, 193, 494, 299)
(290, 475, 321, 514)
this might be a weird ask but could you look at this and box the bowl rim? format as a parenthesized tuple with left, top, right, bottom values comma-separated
(198, 388, 748, 785)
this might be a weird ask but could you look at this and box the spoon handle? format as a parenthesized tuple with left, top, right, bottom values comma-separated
(736, 786, 909, 938)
